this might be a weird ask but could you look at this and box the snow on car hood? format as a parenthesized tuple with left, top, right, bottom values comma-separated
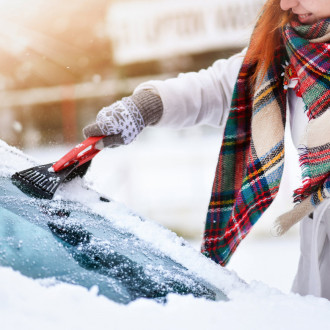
(0, 140, 38, 176)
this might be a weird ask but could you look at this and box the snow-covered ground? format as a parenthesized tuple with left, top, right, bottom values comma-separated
(1, 129, 329, 330)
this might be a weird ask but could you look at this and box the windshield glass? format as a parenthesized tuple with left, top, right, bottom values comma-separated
(0, 175, 227, 303)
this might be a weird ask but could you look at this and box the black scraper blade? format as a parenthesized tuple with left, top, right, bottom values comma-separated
(11, 160, 91, 199)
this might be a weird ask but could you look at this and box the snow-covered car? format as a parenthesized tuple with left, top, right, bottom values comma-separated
(2, 140, 330, 330)
(0, 140, 228, 304)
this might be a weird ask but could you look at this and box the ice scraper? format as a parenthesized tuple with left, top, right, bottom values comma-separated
(11, 136, 104, 199)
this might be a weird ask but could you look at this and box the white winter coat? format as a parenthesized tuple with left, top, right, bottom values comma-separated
(134, 49, 330, 300)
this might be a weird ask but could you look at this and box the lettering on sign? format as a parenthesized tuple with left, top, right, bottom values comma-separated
(106, 0, 264, 64)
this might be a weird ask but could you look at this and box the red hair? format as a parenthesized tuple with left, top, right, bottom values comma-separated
(245, 0, 292, 84)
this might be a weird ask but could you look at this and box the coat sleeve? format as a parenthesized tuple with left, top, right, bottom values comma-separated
(134, 48, 246, 129)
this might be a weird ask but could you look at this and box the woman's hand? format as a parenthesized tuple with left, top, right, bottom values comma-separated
(83, 90, 163, 148)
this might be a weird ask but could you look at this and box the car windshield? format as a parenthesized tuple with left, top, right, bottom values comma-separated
(0, 141, 229, 304)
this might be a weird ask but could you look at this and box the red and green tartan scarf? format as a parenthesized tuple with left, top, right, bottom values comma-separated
(202, 18, 330, 266)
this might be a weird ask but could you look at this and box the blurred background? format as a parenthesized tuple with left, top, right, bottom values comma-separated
(0, 0, 303, 292)
(0, 0, 263, 147)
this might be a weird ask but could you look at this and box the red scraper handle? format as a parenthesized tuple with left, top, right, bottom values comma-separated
(52, 136, 105, 172)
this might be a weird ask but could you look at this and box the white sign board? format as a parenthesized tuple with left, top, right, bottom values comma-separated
(106, 0, 264, 65)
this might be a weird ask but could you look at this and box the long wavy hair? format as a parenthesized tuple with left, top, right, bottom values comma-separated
(245, 0, 292, 84)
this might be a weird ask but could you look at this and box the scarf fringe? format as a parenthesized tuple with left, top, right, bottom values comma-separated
(272, 195, 314, 236)
(293, 145, 311, 203)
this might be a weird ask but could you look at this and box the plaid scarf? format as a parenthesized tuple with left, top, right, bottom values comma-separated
(202, 18, 330, 266)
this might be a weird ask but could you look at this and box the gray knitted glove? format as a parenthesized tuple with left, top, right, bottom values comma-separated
(83, 90, 163, 148)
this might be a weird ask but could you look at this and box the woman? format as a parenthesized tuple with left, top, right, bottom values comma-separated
(83, 0, 330, 299)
